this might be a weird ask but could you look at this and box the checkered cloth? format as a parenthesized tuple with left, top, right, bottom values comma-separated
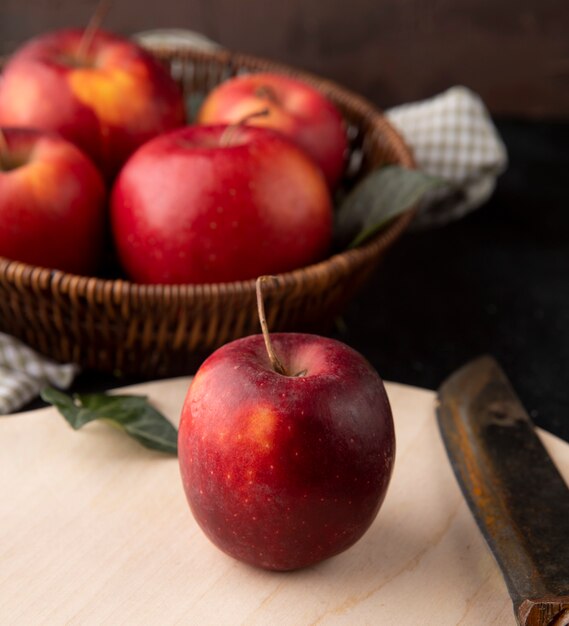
(0, 31, 508, 414)
(386, 86, 508, 227)
(0, 333, 77, 414)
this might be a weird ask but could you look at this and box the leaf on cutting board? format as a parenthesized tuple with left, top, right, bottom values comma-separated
(41, 387, 178, 455)
(334, 165, 444, 249)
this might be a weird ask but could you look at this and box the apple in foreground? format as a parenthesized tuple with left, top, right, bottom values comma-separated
(197, 72, 348, 189)
(111, 124, 333, 284)
(178, 332, 395, 570)
(0, 29, 185, 178)
(0, 128, 106, 274)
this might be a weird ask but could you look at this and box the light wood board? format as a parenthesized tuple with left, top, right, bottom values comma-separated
(1, 378, 568, 625)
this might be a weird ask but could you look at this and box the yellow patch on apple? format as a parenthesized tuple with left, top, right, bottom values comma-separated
(69, 66, 151, 127)
(245, 405, 277, 451)
(24, 161, 77, 212)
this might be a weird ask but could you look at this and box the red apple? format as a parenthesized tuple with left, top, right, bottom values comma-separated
(178, 332, 395, 570)
(197, 73, 348, 189)
(110, 124, 333, 284)
(0, 29, 185, 178)
(0, 127, 106, 274)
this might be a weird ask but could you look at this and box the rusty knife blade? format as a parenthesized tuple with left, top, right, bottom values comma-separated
(436, 356, 569, 626)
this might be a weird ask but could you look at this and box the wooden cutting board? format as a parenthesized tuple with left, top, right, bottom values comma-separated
(1, 378, 568, 625)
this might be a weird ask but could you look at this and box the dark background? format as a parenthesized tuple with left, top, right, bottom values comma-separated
(1, 0, 568, 117)
(3, 2, 568, 440)
(340, 119, 569, 441)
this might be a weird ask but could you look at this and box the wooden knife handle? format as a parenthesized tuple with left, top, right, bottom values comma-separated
(517, 597, 569, 626)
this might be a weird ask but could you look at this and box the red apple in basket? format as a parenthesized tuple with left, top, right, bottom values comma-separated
(0, 29, 185, 178)
(110, 123, 333, 284)
(197, 73, 348, 188)
(178, 279, 395, 571)
(0, 127, 105, 274)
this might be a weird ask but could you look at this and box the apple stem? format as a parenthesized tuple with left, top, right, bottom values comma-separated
(77, 0, 112, 60)
(256, 276, 288, 376)
(0, 128, 8, 169)
(219, 108, 271, 147)
(254, 85, 280, 105)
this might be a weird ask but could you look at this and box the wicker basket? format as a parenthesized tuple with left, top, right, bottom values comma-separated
(0, 46, 415, 378)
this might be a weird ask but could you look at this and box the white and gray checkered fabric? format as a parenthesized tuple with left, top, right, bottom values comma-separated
(386, 86, 508, 227)
(0, 333, 77, 414)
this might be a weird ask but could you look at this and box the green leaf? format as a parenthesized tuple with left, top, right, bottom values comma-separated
(41, 387, 178, 455)
(334, 165, 444, 249)
(187, 92, 206, 122)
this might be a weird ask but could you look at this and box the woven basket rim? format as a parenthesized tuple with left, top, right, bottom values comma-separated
(0, 45, 416, 301)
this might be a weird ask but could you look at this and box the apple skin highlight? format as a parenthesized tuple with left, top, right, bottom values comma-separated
(178, 333, 395, 571)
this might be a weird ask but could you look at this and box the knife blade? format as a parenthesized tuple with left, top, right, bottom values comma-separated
(436, 356, 569, 626)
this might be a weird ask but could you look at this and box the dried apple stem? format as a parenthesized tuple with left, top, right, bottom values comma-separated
(219, 108, 270, 147)
(256, 276, 288, 376)
(0, 128, 8, 168)
(254, 84, 280, 104)
(77, 0, 112, 60)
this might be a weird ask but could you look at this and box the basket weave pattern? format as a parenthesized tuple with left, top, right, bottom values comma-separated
(0, 47, 415, 377)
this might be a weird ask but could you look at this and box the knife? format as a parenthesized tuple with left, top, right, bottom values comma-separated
(436, 356, 569, 626)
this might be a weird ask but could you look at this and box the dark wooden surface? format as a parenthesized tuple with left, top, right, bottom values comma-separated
(1, 0, 568, 118)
